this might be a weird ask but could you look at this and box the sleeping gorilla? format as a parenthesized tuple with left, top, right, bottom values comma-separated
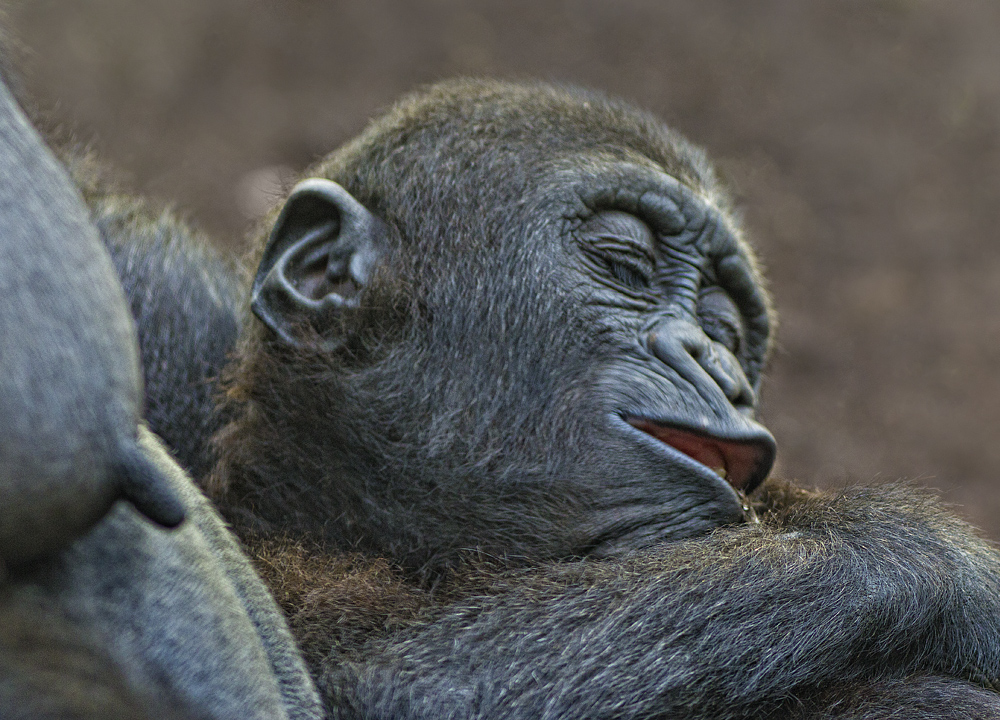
(97, 79, 1000, 719)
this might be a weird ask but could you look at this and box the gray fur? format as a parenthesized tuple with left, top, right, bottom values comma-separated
(324, 485, 1000, 719)
(0, 69, 321, 718)
(88, 189, 246, 479)
(0, 75, 183, 567)
(1, 428, 322, 719)
(40, 78, 1000, 719)
(212, 80, 1000, 718)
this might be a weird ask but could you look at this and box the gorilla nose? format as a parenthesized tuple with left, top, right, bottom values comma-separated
(627, 419, 774, 492)
(646, 320, 757, 411)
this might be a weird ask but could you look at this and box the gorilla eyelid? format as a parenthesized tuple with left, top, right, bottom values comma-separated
(607, 254, 652, 289)
(697, 287, 745, 355)
(582, 243, 655, 290)
(578, 212, 659, 292)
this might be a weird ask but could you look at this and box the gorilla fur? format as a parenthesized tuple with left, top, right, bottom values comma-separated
(68, 156, 247, 479)
(23, 78, 1000, 719)
(196, 80, 1000, 718)
(0, 69, 321, 719)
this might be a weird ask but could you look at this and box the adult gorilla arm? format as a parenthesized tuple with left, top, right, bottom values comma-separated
(0, 64, 184, 568)
(3, 429, 323, 720)
(323, 482, 1000, 719)
(0, 67, 321, 719)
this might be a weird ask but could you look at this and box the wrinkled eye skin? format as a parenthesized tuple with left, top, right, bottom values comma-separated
(573, 202, 764, 385)
(604, 250, 652, 290)
(697, 286, 745, 357)
(577, 211, 656, 292)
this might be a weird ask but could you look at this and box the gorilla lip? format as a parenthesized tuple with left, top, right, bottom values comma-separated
(626, 418, 768, 492)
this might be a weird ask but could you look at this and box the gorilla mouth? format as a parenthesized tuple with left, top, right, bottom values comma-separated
(626, 418, 771, 493)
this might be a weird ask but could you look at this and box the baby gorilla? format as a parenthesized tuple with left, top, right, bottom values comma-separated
(112, 79, 1000, 719)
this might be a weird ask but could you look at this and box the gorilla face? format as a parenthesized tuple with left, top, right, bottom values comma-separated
(561, 167, 774, 555)
(220, 79, 775, 574)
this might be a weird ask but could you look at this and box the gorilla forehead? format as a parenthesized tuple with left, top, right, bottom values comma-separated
(288, 79, 770, 398)
(310, 79, 727, 248)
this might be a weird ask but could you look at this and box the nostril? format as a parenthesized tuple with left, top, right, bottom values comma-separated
(647, 321, 755, 410)
(712, 360, 752, 406)
(685, 340, 705, 361)
(714, 350, 756, 408)
(734, 384, 756, 410)
(647, 320, 707, 365)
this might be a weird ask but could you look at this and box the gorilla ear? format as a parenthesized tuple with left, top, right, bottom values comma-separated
(251, 178, 385, 347)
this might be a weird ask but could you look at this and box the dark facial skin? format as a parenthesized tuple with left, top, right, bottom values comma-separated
(215, 80, 775, 574)
(563, 169, 775, 554)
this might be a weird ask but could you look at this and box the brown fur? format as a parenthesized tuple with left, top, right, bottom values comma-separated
(246, 534, 534, 673)
(246, 537, 428, 667)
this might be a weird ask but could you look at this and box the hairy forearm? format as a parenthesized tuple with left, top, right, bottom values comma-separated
(323, 484, 1000, 719)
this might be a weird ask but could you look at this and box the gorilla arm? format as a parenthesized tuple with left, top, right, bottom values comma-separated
(0, 60, 185, 568)
(2, 428, 323, 720)
(317, 481, 1000, 719)
(0, 62, 321, 717)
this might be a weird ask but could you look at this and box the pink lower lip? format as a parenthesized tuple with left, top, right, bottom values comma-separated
(626, 419, 765, 492)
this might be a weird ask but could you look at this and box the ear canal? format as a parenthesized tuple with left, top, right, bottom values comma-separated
(251, 178, 385, 348)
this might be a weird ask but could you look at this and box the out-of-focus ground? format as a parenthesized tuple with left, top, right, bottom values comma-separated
(10, 0, 1000, 538)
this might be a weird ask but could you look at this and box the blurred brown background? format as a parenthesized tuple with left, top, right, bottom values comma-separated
(10, 0, 1000, 537)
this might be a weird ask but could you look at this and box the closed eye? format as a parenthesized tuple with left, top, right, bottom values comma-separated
(578, 210, 656, 292)
(602, 250, 652, 290)
(697, 286, 744, 356)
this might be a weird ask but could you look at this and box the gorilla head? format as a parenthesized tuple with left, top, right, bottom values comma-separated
(211, 79, 775, 576)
